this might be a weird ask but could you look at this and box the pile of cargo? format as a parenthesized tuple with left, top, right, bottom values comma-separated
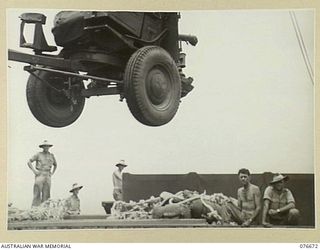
(8, 190, 240, 226)
(8, 199, 67, 222)
(108, 196, 161, 220)
(108, 190, 239, 225)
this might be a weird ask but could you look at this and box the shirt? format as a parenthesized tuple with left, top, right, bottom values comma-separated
(263, 185, 295, 210)
(30, 152, 57, 171)
(112, 169, 122, 189)
(65, 194, 80, 215)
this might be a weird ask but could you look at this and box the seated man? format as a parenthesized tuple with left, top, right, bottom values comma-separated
(65, 183, 83, 215)
(262, 173, 300, 227)
(227, 168, 261, 227)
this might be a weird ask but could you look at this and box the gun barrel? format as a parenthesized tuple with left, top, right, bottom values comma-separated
(178, 34, 198, 46)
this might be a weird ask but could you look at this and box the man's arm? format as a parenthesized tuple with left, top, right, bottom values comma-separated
(260, 186, 274, 226)
(114, 170, 122, 181)
(27, 156, 38, 175)
(249, 187, 262, 223)
(277, 189, 295, 213)
(262, 199, 271, 226)
(51, 154, 57, 175)
(275, 202, 295, 213)
(112, 170, 122, 187)
(237, 189, 242, 209)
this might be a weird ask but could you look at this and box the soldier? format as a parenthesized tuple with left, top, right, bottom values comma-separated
(27, 140, 57, 207)
(262, 173, 300, 227)
(236, 168, 262, 226)
(65, 183, 83, 215)
(112, 160, 127, 201)
(226, 168, 261, 226)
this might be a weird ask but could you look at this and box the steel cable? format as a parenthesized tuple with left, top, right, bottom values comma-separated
(289, 11, 314, 85)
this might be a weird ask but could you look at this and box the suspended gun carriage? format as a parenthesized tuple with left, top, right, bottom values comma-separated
(8, 11, 198, 127)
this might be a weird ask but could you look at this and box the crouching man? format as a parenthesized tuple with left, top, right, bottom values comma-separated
(65, 183, 83, 215)
(262, 173, 300, 227)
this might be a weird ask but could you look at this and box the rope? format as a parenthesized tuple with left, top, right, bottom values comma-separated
(289, 11, 314, 85)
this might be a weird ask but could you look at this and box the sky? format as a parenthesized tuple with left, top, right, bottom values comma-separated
(6, 9, 314, 214)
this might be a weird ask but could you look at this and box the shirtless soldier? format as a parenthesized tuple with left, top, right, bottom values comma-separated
(227, 168, 261, 226)
(236, 168, 262, 226)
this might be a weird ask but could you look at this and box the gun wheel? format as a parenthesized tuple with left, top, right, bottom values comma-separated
(26, 70, 85, 128)
(124, 46, 181, 126)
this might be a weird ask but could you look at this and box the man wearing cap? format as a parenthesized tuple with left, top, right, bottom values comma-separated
(112, 160, 127, 201)
(27, 140, 57, 207)
(262, 173, 300, 227)
(65, 183, 83, 215)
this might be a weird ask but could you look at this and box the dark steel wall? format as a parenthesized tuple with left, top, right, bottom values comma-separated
(123, 172, 315, 226)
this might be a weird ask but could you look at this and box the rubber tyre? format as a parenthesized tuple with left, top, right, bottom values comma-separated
(26, 70, 85, 128)
(124, 46, 181, 126)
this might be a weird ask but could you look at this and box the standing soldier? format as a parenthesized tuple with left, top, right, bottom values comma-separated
(112, 160, 127, 201)
(27, 140, 57, 207)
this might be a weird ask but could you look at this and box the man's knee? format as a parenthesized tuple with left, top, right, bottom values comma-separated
(33, 185, 41, 196)
(288, 208, 300, 224)
(289, 208, 300, 217)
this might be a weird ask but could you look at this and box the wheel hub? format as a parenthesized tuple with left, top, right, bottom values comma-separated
(147, 68, 170, 105)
